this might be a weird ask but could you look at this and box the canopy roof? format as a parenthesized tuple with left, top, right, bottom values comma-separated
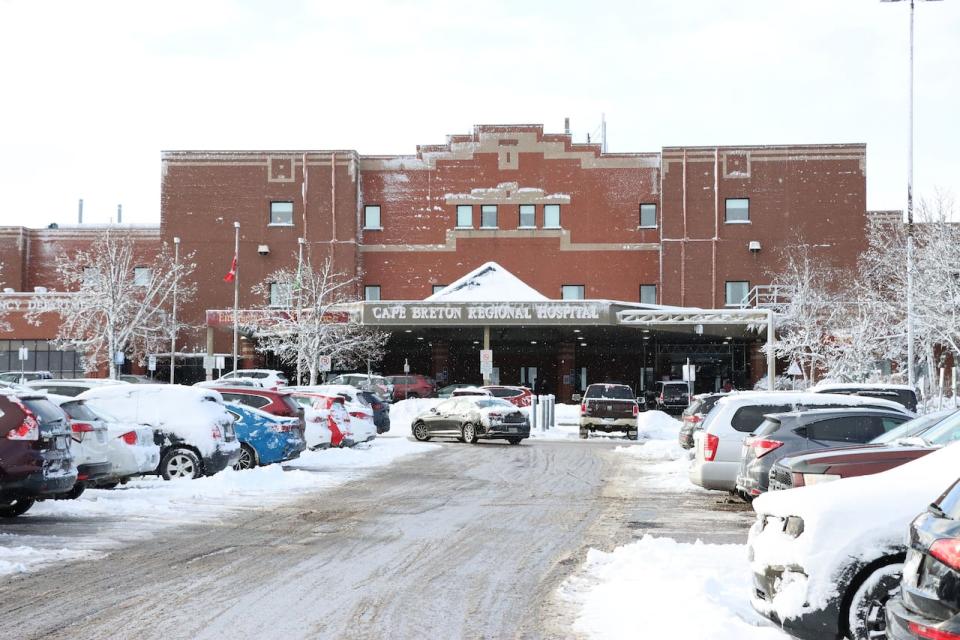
(424, 262, 548, 302)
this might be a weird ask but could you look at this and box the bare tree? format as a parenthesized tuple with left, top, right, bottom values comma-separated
(0, 261, 8, 332)
(28, 230, 196, 378)
(247, 255, 388, 385)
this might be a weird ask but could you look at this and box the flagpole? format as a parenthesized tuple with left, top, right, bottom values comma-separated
(296, 236, 304, 385)
(170, 236, 180, 384)
(232, 221, 240, 374)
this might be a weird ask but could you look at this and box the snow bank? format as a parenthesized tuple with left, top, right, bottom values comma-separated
(749, 441, 960, 621)
(561, 535, 787, 639)
(78, 385, 232, 456)
(614, 412, 704, 492)
(388, 398, 444, 437)
(0, 543, 101, 576)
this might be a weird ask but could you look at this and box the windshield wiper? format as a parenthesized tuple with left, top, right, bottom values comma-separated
(928, 502, 948, 518)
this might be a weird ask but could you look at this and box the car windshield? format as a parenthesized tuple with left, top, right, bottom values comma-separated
(23, 398, 66, 424)
(871, 410, 957, 444)
(475, 398, 515, 409)
(914, 411, 960, 446)
(585, 385, 633, 400)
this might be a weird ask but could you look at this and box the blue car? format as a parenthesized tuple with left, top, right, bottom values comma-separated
(224, 402, 306, 470)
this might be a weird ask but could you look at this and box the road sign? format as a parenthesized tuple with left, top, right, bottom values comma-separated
(17, 347, 28, 361)
(682, 364, 696, 382)
(114, 351, 125, 366)
(403, 358, 410, 374)
(319, 355, 332, 372)
(148, 355, 157, 371)
(216, 355, 226, 370)
(787, 360, 803, 376)
(480, 349, 493, 375)
(203, 356, 216, 371)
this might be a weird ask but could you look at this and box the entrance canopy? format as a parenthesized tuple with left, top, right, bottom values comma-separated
(425, 262, 548, 302)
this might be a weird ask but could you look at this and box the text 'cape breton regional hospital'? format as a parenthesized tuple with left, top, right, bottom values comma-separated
(0, 123, 873, 400)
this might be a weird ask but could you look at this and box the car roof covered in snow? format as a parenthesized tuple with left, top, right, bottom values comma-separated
(810, 382, 916, 392)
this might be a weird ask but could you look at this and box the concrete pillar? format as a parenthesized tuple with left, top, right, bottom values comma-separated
(482, 325, 491, 385)
(205, 326, 215, 380)
(557, 342, 576, 403)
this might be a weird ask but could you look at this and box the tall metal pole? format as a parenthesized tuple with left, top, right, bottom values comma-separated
(170, 236, 180, 384)
(906, 0, 916, 388)
(232, 222, 240, 374)
(766, 310, 776, 392)
(296, 236, 304, 386)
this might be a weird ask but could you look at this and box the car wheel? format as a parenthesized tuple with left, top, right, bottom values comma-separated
(627, 430, 639, 441)
(61, 482, 86, 500)
(579, 427, 589, 439)
(0, 497, 35, 518)
(462, 423, 478, 444)
(845, 560, 903, 640)
(234, 444, 257, 471)
(412, 421, 431, 442)
(160, 447, 202, 480)
(508, 438, 522, 445)
(407, 392, 419, 399)
(98, 481, 120, 490)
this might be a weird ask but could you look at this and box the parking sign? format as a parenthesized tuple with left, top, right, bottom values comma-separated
(319, 355, 332, 372)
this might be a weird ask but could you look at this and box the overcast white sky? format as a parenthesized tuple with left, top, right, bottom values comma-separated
(0, 0, 957, 227)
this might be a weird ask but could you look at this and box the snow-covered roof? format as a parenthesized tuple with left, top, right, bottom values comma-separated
(425, 262, 548, 302)
(810, 382, 916, 392)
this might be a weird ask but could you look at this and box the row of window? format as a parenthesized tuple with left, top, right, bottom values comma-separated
(361, 281, 751, 305)
(268, 198, 750, 230)
(83, 267, 152, 286)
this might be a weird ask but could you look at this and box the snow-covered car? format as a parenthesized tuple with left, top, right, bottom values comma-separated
(811, 382, 919, 413)
(289, 391, 352, 449)
(24, 377, 128, 397)
(50, 396, 159, 488)
(689, 392, 912, 492)
(450, 386, 492, 398)
(223, 402, 305, 470)
(748, 442, 960, 640)
(411, 396, 529, 445)
(77, 385, 241, 480)
(47, 395, 115, 497)
(326, 373, 394, 401)
(0, 371, 53, 384)
(293, 385, 377, 444)
(214, 369, 289, 390)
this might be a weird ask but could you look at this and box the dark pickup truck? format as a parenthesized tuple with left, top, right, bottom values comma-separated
(579, 383, 639, 440)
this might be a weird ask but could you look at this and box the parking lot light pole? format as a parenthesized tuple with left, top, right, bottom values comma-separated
(881, 0, 943, 387)
(170, 236, 180, 384)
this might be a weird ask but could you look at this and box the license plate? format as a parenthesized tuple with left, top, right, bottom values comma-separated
(902, 549, 923, 588)
(55, 437, 68, 450)
(607, 405, 613, 411)
(508, 427, 518, 433)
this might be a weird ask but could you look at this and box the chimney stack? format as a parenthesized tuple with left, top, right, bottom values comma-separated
(78, 198, 83, 224)
(564, 117, 570, 135)
(117, 204, 123, 224)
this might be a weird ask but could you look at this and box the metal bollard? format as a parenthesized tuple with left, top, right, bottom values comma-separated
(547, 394, 555, 429)
(530, 394, 538, 431)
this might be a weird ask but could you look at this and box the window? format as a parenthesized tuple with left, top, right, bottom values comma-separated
(481, 205, 498, 229)
(730, 404, 792, 432)
(364, 285, 381, 301)
(519, 204, 536, 228)
(134, 267, 152, 287)
(640, 284, 657, 304)
(269, 282, 293, 307)
(725, 198, 750, 223)
(364, 205, 381, 229)
(562, 285, 585, 300)
(456, 205, 473, 228)
(270, 201, 294, 225)
(639, 203, 657, 228)
(725, 281, 750, 306)
(432, 284, 446, 295)
(804, 416, 889, 444)
(544, 204, 561, 228)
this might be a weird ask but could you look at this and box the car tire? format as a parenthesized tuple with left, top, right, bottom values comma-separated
(412, 421, 431, 442)
(462, 423, 478, 444)
(0, 497, 35, 518)
(508, 438, 522, 445)
(407, 392, 419, 399)
(579, 427, 589, 439)
(845, 560, 903, 640)
(234, 443, 257, 471)
(99, 481, 120, 490)
(160, 447, 202, 480)
(61, 482, 86, 500)
(626, 430, 639, 441)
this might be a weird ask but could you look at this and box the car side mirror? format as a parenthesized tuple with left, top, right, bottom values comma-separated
(429, 408, 438, 414)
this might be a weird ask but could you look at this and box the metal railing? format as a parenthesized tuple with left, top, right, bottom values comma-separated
(738, 285, 790, 309)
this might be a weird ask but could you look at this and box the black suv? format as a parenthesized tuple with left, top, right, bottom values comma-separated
(656, 381, 690, 414)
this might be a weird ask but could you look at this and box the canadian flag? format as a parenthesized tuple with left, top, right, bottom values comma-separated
(223, 254, 237, 282)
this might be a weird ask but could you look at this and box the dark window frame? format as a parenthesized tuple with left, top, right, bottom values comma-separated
(269, 201, 294, 226)
(724, 197, 750, 223)
(363, 204, 382, 230)
(639, 203, 657, 228)
(519, 204, 536, 228)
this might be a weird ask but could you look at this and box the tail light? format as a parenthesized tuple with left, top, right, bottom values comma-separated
(7, 417, 39, 441)
(349, 411, 366, 419)
(632, 404, 639, 417)
(930, 538, 960, 572)
(580, 402, 587, 414)
(747, 438, 784, 459)
(659, 393, 665, 402)
(908, 622, 960, 640)
(120, 431, 138, 445)
(703, 433, 719, 461)
(791, 472, 805, 487)
(211, 424, 223, 440)
(684, 414, 703, 425)
(71, 422, 95, 433)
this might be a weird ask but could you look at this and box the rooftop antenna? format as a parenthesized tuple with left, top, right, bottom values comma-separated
(78, 198, 83, 224)
(117, 204, 122, 224)
(601, 113, 607, 153)
(564, 117, 570, 135)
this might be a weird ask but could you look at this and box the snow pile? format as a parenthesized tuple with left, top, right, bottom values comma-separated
(0, 543, 102, 576)
(424, 262, 547, 302)
(750, 441, 960, 621)
(78, 385, 232, 456)
(388, 397, 444, 437)
(615, 412, 702, 492)
(561, 535, 787, 639)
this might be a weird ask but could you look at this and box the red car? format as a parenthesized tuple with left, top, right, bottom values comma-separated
(386, 374, 436, 399)
(211, 387, 305, 432)
(290, 391, 350, 448)
(482, 385, 533, 407)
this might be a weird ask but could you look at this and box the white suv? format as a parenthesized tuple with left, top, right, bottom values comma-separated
(689, 391, 912, 492)
(216, 369, 288, 390)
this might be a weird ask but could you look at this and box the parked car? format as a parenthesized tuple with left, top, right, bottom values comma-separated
(25, 378, 129, 397)
(411, 396, 529, 445)
(358, 390, 390, 433)
(812, 382, 919, 413)
(482, 385, 533, 407)
(289, 391, 350, 449)
(580, 383, 640, 440)
(0, 371, 53, 384)
(118, 374, 154, 384)
(78, 385, 241, 480)
(386, 374, 436, 399)
(437, 384, 479, 399)
(679, 392, 728, 449)
(690, 392, 912, 492)
(215, 369, 289, 390)
(195, 378, 259, 388)
(208, 386, 304, 434)
(887, 476, 960, 639)
(656, 380, 691, 414)
(0, 389, 76, 517)
(327, 373, 393, 401)
(47, 395, 116, 497)
(451, 386, 492, 398)
(50, 395, 159, 489)
(292, 385, 377, 443)
(735, 407, 912, 498)
(223, 402, 305, 470)
(749, 441, 960, 640)
(769, 409, 960, 491)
